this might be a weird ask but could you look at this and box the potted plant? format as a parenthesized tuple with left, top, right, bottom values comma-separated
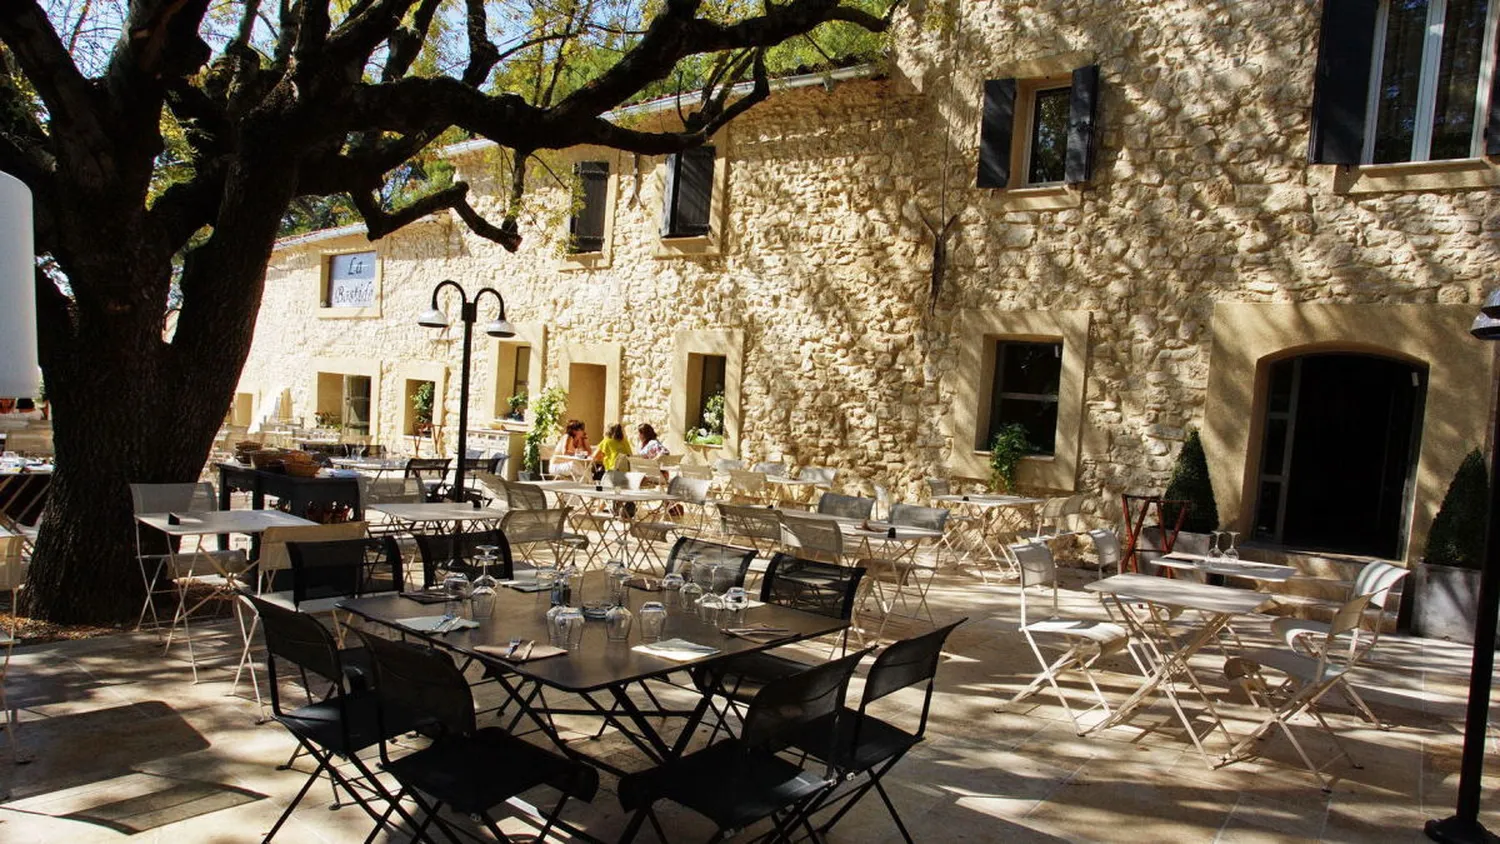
(523, 385, 567, 477)
(506, 390, 528, 422)
(685, 391, 727, 448)
(987, 423, 1033, 493)
(412, 381, 435, 436)
(1414, 449, 1488, 642)
(313, 409, 341, 430)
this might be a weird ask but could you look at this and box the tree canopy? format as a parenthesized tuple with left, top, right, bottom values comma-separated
(0, 0, 895, 624)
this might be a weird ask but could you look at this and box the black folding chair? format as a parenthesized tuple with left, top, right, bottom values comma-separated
(411, 528, 514, 589)
(354, 630, 599, 843)
(286, 536, 405, 609)
(665, 536, 757, 588)
(247, 595, 420, 843)
(794, 619, 966, 843)
(695, 553, 866, 741)
(617, 648, 871, 843)
(404, 458, 452, 502)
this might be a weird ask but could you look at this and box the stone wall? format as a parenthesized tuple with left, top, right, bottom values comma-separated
(241, 0, 1500, 562)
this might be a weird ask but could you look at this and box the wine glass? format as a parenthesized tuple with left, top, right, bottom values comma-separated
(472, 544, 500, 591)
(1206, 531, 1224, 560)
(1223, 531, 1241, 561)
(679, 579, 704, 611)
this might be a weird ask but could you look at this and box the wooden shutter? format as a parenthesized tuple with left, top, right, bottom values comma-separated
(1065, 65, 1101, 184)
(569, 161, 608, 253)
(977, 79, 1017, 188)
(666, 145, 715, 237)
(1308, 0, 1379, 164)
(1487, 62, 1500, 155)
(660, 153, 678, 236)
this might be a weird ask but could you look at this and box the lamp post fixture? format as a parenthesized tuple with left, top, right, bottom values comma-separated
(1426, 289, 1500, 844)
(417, 279, 514, 503)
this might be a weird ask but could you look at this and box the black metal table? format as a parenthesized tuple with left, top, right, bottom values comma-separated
(339, 575, 846, 775)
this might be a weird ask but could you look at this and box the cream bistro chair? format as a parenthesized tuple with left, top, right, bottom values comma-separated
(1007, 541, 1130, 735)
(501, 507, 583, 567)
(780, 512, 846, 566)
(725, 469, 769, 505)
(1085, 529, 1124, 581)
(678, 463, 712, 481)
(630, 477, 713, 572)
(856, 503, 949, 639)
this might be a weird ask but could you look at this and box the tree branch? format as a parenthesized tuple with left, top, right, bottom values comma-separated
(382, 0, 443, 82)
(461, 0, 499, 87)
(0, 1, 110, 154)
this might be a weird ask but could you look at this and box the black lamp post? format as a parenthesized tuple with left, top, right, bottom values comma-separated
(1426, 291, 1500, 844)
(418, 279, 514, 502)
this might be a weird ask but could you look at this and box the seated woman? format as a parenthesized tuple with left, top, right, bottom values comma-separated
(592, 423, 633, 472)
(636, 423, 669, 460)
(550, 419, 591, 480)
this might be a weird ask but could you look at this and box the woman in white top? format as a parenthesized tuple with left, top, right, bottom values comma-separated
(636, 423, 669, 460)
(551, 419, 592, 479)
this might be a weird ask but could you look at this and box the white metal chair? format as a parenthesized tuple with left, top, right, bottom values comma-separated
(725, 469, 769, 504)
(129, 482, 250, 679)
(856, 503, 948, 638)
(501, 507, 584, 567)
(1086, 528, 1124, 580)
(629, 477, 712, 572)
(780, 512, 845, 565)
(1222, 593, 1376, 791)
(1008, 541, 1129, 734)
(751, 461, 787, 477)
(715, 502, 784, 557)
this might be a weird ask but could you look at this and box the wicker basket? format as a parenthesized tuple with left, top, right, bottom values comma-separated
(249, 449, 284, 469)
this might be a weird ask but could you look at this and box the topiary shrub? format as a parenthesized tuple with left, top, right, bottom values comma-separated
(1164, 430, 1218, 534)
(1426, 449, 1489, 569)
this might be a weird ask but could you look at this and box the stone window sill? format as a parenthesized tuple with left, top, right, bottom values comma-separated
(982, 184, 1082, 211)
(655, 233, 723, 258)
(559, 250, 610, 272)
(317, 306, 381, 319)
(1332, 157, 1499, 195)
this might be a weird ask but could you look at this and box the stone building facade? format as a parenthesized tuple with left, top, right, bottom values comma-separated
(239, 0, 1500, 564)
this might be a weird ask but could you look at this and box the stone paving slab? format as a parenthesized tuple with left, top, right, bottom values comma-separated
(0, 568, 1497, 842)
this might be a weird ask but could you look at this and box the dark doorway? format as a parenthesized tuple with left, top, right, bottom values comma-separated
(1252, 353, 1425, 559)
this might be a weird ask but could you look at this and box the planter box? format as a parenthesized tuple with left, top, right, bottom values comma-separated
(1413, 561, 1492, 644)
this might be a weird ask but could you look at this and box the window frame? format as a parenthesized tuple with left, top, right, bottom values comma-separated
(1359, 0, 1500, 164)
(1024, 85, 1073, 187)
(986, 340, 1064, 455)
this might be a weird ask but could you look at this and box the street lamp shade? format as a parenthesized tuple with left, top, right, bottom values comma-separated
(1483, 288, 1500, 319)
(417, 307, 450, 328)
(483, 317, 516, 338)
(1472, 312, 1500, 341)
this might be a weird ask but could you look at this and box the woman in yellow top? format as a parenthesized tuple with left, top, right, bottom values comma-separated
(592, 423, 633, 471)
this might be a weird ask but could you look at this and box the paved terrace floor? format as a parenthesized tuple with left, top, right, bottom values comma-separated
(0, 566, 1496, 843)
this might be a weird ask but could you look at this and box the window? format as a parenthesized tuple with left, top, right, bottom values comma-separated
(985, 341, 1062, 455)
(661, 146, 715, 238)
(322, 251, 377, 308)
(1310, 0, 1500, 164)
(568, 161, 609, 253)
(314, 373, 371, 433)
(978, 66, 1100, 189)
(686, 353, 727, 444)
(510, 346, 532, 401)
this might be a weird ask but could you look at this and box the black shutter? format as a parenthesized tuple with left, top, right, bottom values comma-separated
(569, 161, 608, 253)
(1487, 57, 1500, 155)
(1065, 65, 1101, 184)
(1308, 0, 1379, 164)
(978, 78, 1016, 188)
(668, 145, 715, 237)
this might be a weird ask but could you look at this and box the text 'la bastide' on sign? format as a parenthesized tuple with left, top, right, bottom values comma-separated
(325, 251, 377, 308)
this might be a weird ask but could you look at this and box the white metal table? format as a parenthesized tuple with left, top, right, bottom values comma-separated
(929, 493, 1044, 577)
(1086, 573, 1273, 766)
(542, 485, 682, 568)
(1155, 553, 1298, 583)
(366, 501, 506, 531)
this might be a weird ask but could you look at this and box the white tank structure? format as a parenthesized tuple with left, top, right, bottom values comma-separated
(0, 170, 39, 398)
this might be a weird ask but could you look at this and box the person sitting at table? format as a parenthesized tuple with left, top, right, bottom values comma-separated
(636, 424, 669, 460)
(592, 423, 633, 473)
(551, 419, 591, 480)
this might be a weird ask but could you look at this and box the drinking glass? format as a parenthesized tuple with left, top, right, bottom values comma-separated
(605, 604, 634, 642)
(661, 572, 685, 608)
(723, 586, 748, 624)
(557, 607, 586, 650)
(472, 545, 500, 592)
(697, 591, 724, 625)
(443, 573, 471, 617)
(638, 602, 667, 642)
(679, 579, 704, 611)
(1223, 531, 1241, 561)
(607, 562, 631, 606)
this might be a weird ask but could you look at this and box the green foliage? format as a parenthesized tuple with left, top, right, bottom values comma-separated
(524, 385, 568, 473)
(507, 390, 529, 419)
(687, 391, 726, 445)
(987, 423, 1033, 492)
(314, 409, 341, 429)
(1426, 449, 1490, 569)
(411, 381, 435, 425)
(1164, 431, 1218, 533)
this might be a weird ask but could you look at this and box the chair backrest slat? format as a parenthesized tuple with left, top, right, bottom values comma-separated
(760, 552, 865, 622)
(780, 513, 844, 562)
(356, 630, 476, 738)
(752, 461, 787, 477)
(1087, 529, 1123, 574)
(741, 647, 870, 750)
(667, 475, 711, 505)
(505, 481, 550, 511)
(286, 536, 404, 606)
(717, 502, 783, 544)
(259, 521, 369, 575)
(861, 619, 966, 709)
(889, 503, 949, 532)
(665, 537, 756, 587)
(413, 528, 514, 588)
(500, 507, 568, 544)
(1353, 560, 1410, 610)
(246, 594, 344, 690)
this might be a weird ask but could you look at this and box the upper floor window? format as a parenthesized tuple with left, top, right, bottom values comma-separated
(985, 341, 1062, 455)
(569, 161, 609, 253)
(1310, 0, 1500, 164)
(978, 66, 1100, 189)
(323, 251, 377, 308)
(661, 146, 715, 238)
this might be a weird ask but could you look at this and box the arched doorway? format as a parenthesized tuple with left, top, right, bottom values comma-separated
(1251, 352, 1426, 559)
